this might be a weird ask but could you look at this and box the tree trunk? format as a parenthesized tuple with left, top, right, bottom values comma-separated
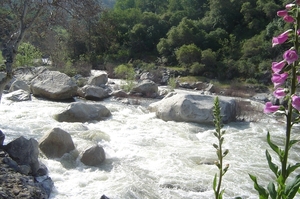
(0, 44, 15, 101)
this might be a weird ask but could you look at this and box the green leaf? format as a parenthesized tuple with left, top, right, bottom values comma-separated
(265, 150, 279, 177)
(267, 132, 280, 155)
(267, 132, 284, 160)
(288, 139, 299, 150)
(249, 174, 269, 199)
(287, 163, 300, 177)
(285, 174, 300, 198)
(213, 174, 217, 191)
(267, 182, 277, 199)
(219, 189, 225, 199)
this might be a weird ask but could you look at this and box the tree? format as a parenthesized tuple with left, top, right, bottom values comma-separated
(0, 0, 102, 100)
(175, 43, 201, 67)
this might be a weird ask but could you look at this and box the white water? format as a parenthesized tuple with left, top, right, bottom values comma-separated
(1, 94, 300, 199)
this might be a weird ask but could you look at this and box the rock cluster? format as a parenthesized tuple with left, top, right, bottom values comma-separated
(0, 131, 53, 199)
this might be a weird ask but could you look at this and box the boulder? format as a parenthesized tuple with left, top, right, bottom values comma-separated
(30, 70, 78, 100)
(54, 102, 111, 123)
(77, 85, 109, 100)
(39, 127, 75, 158)
(4, 89, 31, 102)
(140, 72, 154, 81)
(14, 66, 48, 84)
(110, 90, 128, 98)
(5, 136, 40, 175)
(9, 79, 30, 92)
(190, 81, 207, 90)
(149, 93, 236, 124)
(88, 73, 108, 87)
(131, 80, 158, 98)
(80, 145, 105, 166)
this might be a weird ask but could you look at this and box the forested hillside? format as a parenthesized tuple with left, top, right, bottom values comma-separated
(1, 0, 292, 83)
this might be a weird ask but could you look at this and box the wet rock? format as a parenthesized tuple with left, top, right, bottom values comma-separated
(9, 79, 30, 93)
(88, 73, 108, 87)
(5, 136, 40, 175)
(4, 89, 31, 102)
(149, 93, 236, 124)
(77, 85, 109, 100)
(39, 127, 75, 158)
(80, 145, 106, 166)
(111, 90, 128, 98)
(0, 132, 53, 198)
(54, 102, 111, 123)
(130, 80, 158, 98)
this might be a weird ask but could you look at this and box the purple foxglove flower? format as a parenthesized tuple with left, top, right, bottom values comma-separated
(273, 88, 286, 98)
(272, 29, 292, 47)
(297, 29, 300, 35)
(277, 10, 288, 17)
(297, 0, 300, 5)
(297, 76, 300, 83)
(264, 102, 280, 113)
(283, 15, 295, 23)
(272, 60, 286, 73)
(286, 3, 295, 9)
(283, 49, 298, 64)
(292, 95, 300, 111)
(271, 73, 288, 88)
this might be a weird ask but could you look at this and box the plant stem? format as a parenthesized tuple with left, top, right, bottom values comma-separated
(280, 5, 300, 198)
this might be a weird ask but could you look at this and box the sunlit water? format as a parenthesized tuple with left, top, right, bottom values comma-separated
(0, 93, 300, 199)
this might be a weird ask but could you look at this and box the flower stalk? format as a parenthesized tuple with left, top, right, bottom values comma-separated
(250, 2, 300, 199)
(212, 97, 229, 199)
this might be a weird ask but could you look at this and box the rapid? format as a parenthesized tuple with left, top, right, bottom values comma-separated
(0, 92, 299, 199)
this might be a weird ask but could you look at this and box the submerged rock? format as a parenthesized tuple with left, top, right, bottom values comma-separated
(54, 102, 111, 123)
(80, 145, 106, 166)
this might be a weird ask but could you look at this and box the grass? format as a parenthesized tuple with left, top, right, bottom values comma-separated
(178, 75, 207, 83)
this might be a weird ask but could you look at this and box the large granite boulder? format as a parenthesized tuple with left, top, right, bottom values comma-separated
(5, 136, 40, 175)
(4, 89, 31, 102)
(131, 80, 158, 98)
(87, 73, 108, 87)
(80, 145, 105, 166)
(54, 102, 111, 123)
(77, 85, 109, 100)
(39, 127, 75, 158)
(30, 70, 78, 100)
(149, 93, 236, 124)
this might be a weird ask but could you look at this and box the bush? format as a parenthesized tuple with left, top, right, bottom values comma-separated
(189, 62, 204, 75)
(114, 64, 135, 80)
(168, 76, 177, 90)
(15, 42, 42, 67)
(175, 43, 201, 67)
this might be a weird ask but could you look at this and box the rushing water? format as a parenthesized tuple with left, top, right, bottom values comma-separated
(0, 93, 300, 199)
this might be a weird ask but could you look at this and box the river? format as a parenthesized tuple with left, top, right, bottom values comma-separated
(0, 92, 299, 199)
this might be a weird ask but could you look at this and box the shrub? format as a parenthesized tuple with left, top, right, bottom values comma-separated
(175, 43, 202, 67)
(15, 42, 42, 67)
(189, 62, 204, 75)
(114, 64, 135, 80)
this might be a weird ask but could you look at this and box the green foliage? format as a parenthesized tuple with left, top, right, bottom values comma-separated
(189, 62, 204, 75)
(114, 63, 136, 92)
(175, 44, 201, 67)
(15, 42, 42, 67)
(114, 64, 135, 80)
(212, 96, 229, 199)
(167, 76, 177, 90)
